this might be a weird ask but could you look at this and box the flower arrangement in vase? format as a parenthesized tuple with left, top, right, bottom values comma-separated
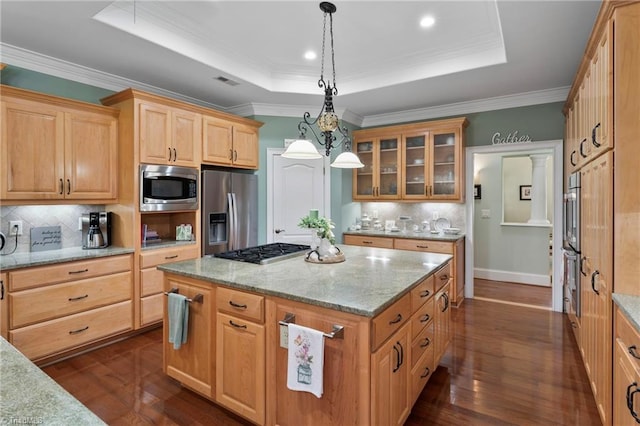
(298, 209, 344, 263)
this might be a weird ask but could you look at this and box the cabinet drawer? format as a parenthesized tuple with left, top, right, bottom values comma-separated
(411, 339, 435, 403)
(140, 245, 199, 269)
(411, 298, 434, 341)
(141, 267, 164, 297)
(216, 286, 264, 323)
(343, 235, 394, 249)
(10, 254, 132, 291)
(371, 293, 411, 350)
(616, 308, 640, 369)
(394, 238, 453, 254)
(10, 271, 132, 328)
(10, 300, 132, 360)
(411, 275, 435, 312)
(435, 262, 452, 291)
(412, 321, 434, 368)
(141, 293, 163, 326)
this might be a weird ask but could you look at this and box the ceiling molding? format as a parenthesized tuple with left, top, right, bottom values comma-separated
(360, 87, 569, 128)
(0, 43, 225, 111)
(1, 43, 566, 127)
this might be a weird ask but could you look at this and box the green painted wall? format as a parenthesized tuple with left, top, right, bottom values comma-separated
(1, 66, 565, 246)
(1, 65, 114, 104)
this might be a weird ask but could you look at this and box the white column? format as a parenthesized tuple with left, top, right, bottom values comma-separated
(528, 154, 550, 225)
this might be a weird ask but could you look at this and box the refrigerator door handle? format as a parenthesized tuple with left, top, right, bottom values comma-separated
(231, 192, 239, 249)
(227, 193, 235, 251)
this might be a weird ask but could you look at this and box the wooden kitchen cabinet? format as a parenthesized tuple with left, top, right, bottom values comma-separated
(139, 244, 199, 327)
(353, 134, 401, 200)
(138, 100, 201, 167)
(614, 306, 640, 426)
(580, 151, 613, 425)
(1, 85, 119, 202)
(163, 274, 214, 398)
(434, 273, 451, 365)
(353, 117, 467, 202)
(202, 115, 260, 169)
(6, 254, 133, 362)
(216, 288, 265, 424)
(343, 234, 394, 249)
(371, 321, 411, 426)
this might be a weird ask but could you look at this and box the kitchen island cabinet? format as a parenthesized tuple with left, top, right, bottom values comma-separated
(159, 245, 453, 425)
(344, 231, 465, 307)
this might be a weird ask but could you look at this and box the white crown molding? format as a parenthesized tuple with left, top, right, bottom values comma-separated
(360, 87, 569, 128)
(0, 43, 225, 111)
(1, 43, 566, 126)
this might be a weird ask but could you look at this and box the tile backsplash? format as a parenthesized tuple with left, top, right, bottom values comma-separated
(0, 205, 104, 254)
(357, 202, 466, 232)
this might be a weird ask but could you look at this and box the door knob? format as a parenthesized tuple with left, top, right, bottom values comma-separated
(275, 229, 285, 234)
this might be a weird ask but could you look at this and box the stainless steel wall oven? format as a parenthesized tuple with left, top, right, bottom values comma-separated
(563, 172, 581, 318)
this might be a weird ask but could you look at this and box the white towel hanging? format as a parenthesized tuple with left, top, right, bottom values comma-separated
(287, 323, 325, 398)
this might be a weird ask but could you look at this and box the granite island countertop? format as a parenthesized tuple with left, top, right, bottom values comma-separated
(0, 246, 134, 271)
(158, 244, 452, 317)
(0, 337, 105, 425)
(343, 229, 465, 242)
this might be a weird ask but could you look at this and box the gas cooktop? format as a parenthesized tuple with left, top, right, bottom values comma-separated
(213, 243, 310, 265)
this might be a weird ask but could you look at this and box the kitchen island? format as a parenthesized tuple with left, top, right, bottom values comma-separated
(158, 245, 453, 426)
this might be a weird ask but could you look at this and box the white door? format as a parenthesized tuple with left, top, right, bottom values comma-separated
(267, 149, 329, 245)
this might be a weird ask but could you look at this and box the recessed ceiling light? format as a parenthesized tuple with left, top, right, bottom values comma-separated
(304, 50, 317, 60)
(420, 15, 435, 28)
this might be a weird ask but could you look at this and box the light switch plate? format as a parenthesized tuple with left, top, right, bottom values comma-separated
(279, 324, 289, 349)
(481, 209, 490, 218)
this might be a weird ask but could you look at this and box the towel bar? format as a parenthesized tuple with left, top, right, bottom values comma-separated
(278, 312, 344, 340)
(164, 288, 204, 304)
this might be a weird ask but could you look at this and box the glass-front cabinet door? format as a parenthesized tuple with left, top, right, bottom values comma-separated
(353, 136, 400, 200)
(429, 128, 461, 200)
(402, 132, 428, 199)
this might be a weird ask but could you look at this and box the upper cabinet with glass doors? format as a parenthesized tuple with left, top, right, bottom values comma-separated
(353, 134, 401, 200)
(353, 117, 467, 202)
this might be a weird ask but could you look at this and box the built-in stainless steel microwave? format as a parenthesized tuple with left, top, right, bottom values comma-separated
(140, 164, 199, 212)
(563, 172, 581, 252)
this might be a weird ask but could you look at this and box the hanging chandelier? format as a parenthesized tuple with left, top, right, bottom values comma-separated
(282, 2, 364, 169)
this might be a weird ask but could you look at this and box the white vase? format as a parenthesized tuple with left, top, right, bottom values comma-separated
(311, 231, 336, 258)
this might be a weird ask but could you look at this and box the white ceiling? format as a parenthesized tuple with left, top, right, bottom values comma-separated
(0, 1, 601, 126)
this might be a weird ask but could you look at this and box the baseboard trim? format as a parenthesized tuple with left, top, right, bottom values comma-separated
(474, 268, 551, 287)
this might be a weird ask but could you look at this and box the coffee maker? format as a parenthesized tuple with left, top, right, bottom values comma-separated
(82, 212, 112, 249)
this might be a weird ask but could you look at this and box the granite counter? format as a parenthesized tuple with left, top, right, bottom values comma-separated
(613, 293, 640, 332)
(0, 246, 134, 271)
(343, 229, 464, 242)
(0, 337, 105, 425)
(158, 244, 452, 317)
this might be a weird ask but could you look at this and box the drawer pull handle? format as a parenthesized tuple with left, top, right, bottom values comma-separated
(69, 326, 89, 335)
(363, 241, 373, 244)
(419, 290, 431, 298)
(229, 320, 247, 329)
(420, 367, 431, 379)
(629, 346, 640, 360)
(571, 321, 578, 328)
(416, 245, 429, 249)
(229, 300, 248, 309)
(165, 255, 179, 260)
(420, 314, 430, 323)
(627, 382, 640, 422)
(68, 269, 89, 275)
(420, 337, 431, 348)
(389, 314, 403, 325)
(68, 294, 89, 302)
(440, 274, 449, 281)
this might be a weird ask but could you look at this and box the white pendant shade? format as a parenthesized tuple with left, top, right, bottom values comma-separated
(331, 151, 365, 168)
(282, 139, 322, 159)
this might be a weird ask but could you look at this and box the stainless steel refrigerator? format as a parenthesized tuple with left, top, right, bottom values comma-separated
(201, 169, 258, 255)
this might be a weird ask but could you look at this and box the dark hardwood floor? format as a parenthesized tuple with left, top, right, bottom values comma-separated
(43, 299, 600, 425)
(473, 278, 553, 310)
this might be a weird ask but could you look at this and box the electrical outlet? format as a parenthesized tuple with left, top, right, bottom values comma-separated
(78, 217, 83, 231)
(481, 209, 491, 218)
(9, 220, 23, 236)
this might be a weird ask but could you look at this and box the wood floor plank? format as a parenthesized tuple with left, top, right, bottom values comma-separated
(473, 278, 552, 309)
(41, 299, 599, 425)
